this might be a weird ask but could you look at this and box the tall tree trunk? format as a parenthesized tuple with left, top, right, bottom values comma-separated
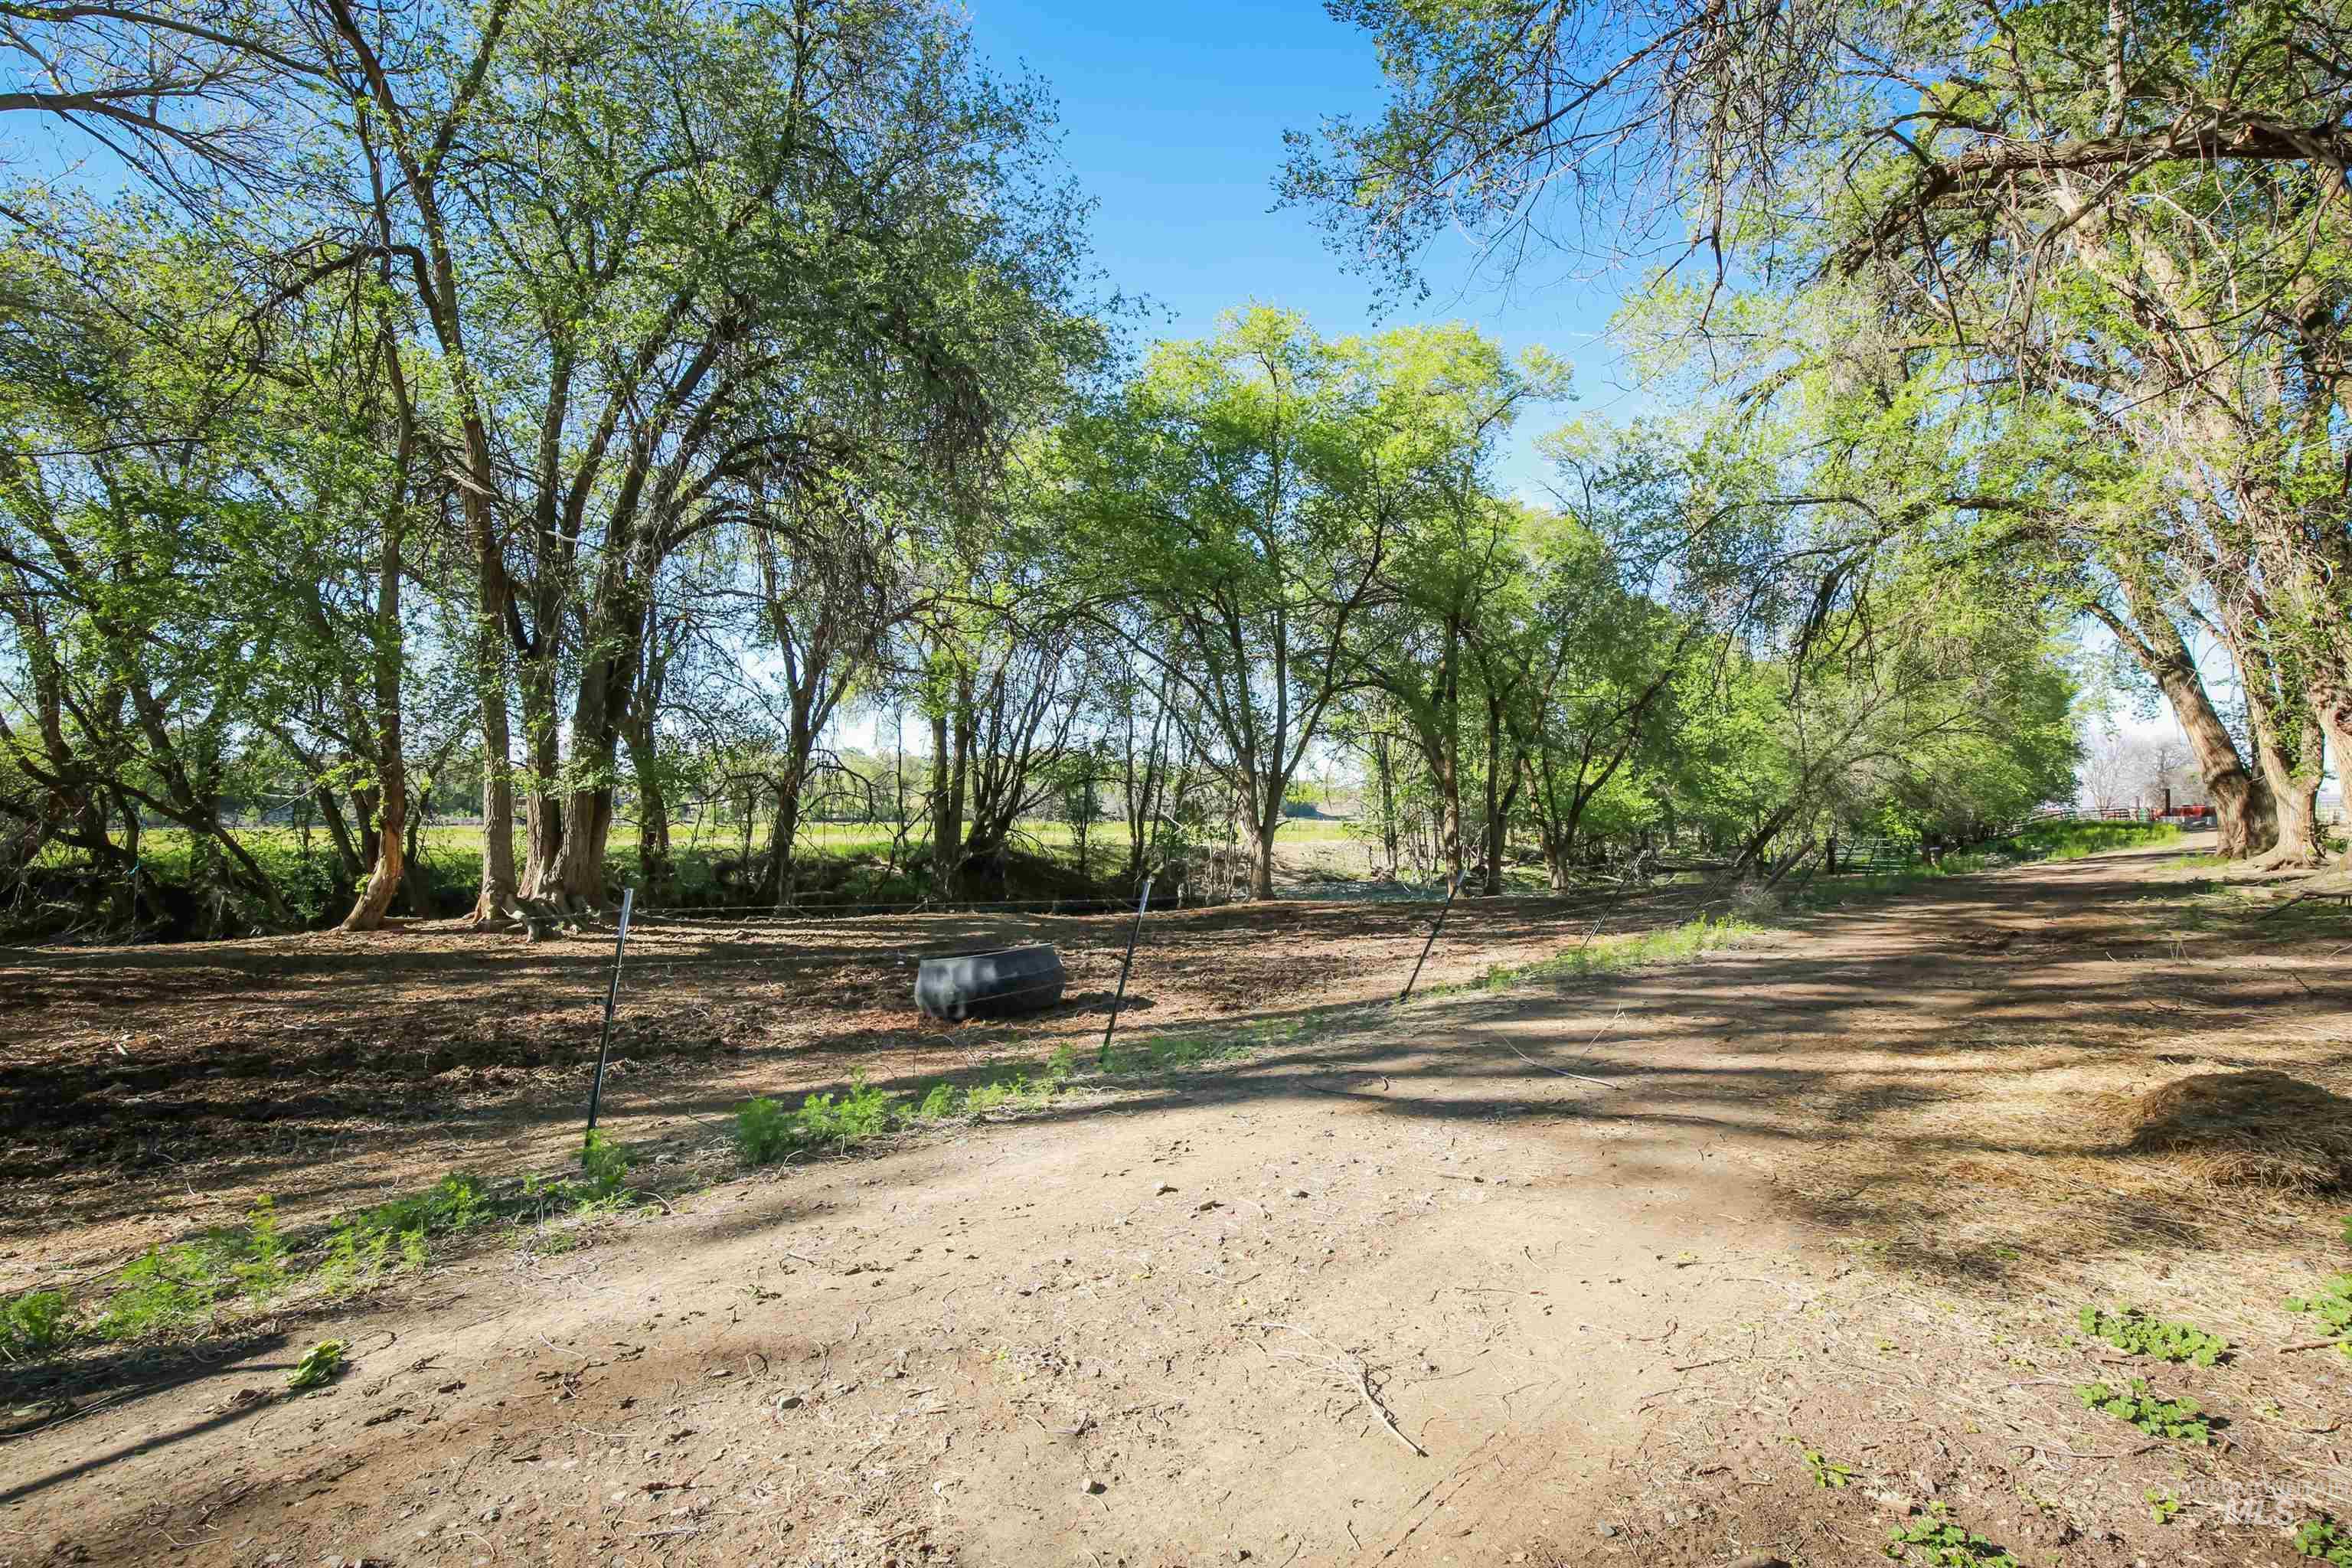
(341, 379, 409, 932)
(466, 423, 521, 923)
(2090, 598, 2272, 858)
(929, 704, 954, 890)
(1250, 810, 1279, 900)
(1479, 692, 1505, 897)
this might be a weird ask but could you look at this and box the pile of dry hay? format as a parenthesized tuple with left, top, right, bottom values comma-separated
(2094, 1069, 2352, 1193)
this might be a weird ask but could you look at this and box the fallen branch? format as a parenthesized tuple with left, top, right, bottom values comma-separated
(1239, 1320, 1427, 1458)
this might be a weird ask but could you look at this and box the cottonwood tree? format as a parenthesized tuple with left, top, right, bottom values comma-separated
(1060, 307, 1421, 899)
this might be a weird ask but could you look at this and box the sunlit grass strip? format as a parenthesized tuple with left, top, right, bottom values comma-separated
(2007, 820, 2182, 861)
(1455, 911, 1764, 992)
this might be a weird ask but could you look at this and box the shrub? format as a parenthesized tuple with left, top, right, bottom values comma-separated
(1, 1290, 71, 1360)
(2077, 1305, 2227, 1365)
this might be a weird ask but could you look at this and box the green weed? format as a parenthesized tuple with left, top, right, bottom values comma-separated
(95, 1243, 229, 1339)
(1801, 1448, 1854, 1488)
(1883, 1502, 2022, 1566)
(2295, 1516, 2352, 1565)
(2145, 1488, 2180, 1525)
(233, 1196, 291, 1304)
(734, 1095, 796, 1165)
(2074, 1378, 2211, 1443)
(733, 1075, 908, 1165)
(795, 1076, 900, 1145)
(2285, 1273, 2352, 1358)
(2076, 1305, 2228, 1366)
(916, 1083, 956, 1119)
(578, 1130, 632, 1197)
(0, 1289, 71, 1360)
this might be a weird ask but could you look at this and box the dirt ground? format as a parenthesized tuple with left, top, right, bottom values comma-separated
(2, 838, 2349, 1566)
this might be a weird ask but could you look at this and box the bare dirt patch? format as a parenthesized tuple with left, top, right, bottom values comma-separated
(2, 838, 2348, 1566)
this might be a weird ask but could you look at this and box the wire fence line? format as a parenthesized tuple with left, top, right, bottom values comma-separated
(565, 870, 1743, 1148)
(564, 807, 2187, 1142)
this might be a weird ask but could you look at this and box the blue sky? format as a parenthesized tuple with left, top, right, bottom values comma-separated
(964, 0, 1647, 499)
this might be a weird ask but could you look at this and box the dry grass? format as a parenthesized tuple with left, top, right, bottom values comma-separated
(2092, 1069, 2352, 1194)
(1769, 877, 2352, 1321)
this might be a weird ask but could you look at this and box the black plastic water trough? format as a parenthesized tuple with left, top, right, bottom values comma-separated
(913, 944, 1067, 1021)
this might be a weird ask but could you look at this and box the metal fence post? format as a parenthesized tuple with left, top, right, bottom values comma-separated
(1099, 874, 1153, 1069)
(1398, 873, 1462, 1003)
(585, 887, 636, 1140)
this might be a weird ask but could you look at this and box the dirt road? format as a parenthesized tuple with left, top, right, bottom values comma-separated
(4, 841, 2346, 1566)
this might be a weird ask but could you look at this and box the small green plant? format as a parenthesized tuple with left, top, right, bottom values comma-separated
(232, 1197, 291, 1304)
(2145, 1488, 2180, 1525)
(2077, 1305, 2228, 1365)
(578, 1130, 632, 1197)
(2339, 1214, 2351, 1247)
(795, 1075, 900, 1145)
(1802, 1448, 1854, 1488)
(286, 1338, 345, 1390)
(1, 1289, 71, 1360)
(357, 1173, 492, 1240)
(2074, 1378, 2211, 1444)
(95, 1240, 230, 1339)
(916, 1083, 956, 1119)
(317, 1222, 384, 1295)
(2295, 1516, 2352, 1565)
(1883, 1502, 2022, 1566)
(734, 1095, 795, 1165)
(2286, 1272, 2352, 1359)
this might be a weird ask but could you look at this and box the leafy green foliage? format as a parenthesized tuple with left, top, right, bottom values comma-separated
(2007, 821, 2180, 861)
(233, 1195, 290, 1304)
(1883, 1503, 2023, 1566)
(577, 1132, 632, 1199)
(2077, 1305, 2227, 1365)
(2295, 1517, 2352, 1565)
(2145, 1488, 2180, 1525)
(2074, 1379, 2211, 1443)
(1801, 1448, 1853, 1488)
(287, 1339, 345, 1390)
(92, 1199, 298, 1340)
(2285, 1274, 2352, 1358)
(734, 1076, 904, 1165)
(1, 1290, 71, 1360)
(96, 1243, 230, 1340)
(735, 1096, 795, 1165)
